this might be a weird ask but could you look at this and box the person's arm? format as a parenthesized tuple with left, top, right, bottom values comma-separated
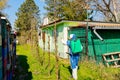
(67, 40, 70, 47)
(61, 39, 67, 45)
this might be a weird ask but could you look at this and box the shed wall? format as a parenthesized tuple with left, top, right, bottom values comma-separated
(88, 29, 120, 62)
(68, 27, 120, 62)
(40, 21, 120, 61)
(68, 27, 86, 54)
(40, 23, 66, 58)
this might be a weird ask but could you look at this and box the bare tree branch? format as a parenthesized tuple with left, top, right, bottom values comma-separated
(92, 0, 120, 22)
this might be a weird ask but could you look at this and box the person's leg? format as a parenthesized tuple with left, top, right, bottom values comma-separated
(70, 55, 77, 79)
(75, 54, 80, 70)
(72, 55, 79, 80)
(72, 68, 77, 80)
(70, 55, 76, 69)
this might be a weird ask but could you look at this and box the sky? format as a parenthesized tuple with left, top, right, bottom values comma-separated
(3, 0, 46, 27)
(2, 0, 104, 28)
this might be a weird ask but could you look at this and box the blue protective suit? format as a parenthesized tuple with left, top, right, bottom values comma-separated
(67, 34, 80, 69)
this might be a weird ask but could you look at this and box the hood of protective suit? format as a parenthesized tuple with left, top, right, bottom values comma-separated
(70, 34, 76, 40)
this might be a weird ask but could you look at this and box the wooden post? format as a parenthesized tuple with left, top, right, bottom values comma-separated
(42, 31, 45, 65)
(54, 22, 59, 80)
(54, 0, 59, 79)
(48, 35, 50, 65)
(85, 6, 89, 58)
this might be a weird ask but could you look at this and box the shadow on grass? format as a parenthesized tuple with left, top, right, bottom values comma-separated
(14, 55, 32, 80)
(62, 64, 72, 75)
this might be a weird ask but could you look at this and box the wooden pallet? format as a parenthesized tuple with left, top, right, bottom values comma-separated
(102, 52, 120, 68)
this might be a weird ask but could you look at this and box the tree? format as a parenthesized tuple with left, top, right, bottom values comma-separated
(15, 0, 41, 65)
(15, 0, 40, 45)
(15, 0, 40, 31)
(91, 0, 120, 22)
(0, 0, 8, 10)
(44, 0, 88, 21)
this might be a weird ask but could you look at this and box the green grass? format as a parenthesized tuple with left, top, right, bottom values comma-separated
(16, 44, 120, 80)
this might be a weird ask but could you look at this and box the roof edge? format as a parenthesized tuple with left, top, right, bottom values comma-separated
(41, 19, 120, 29)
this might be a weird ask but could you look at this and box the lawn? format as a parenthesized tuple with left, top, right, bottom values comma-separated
(16, 44, 120, 80)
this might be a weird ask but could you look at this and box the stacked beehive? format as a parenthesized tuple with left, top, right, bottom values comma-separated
(0, 16, 16, 80)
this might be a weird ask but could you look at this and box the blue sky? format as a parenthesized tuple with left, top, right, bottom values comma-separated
(3, 0, 104, 28)
(3, 0, 46, 27)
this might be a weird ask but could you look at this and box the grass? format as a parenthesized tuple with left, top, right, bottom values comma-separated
(16, 44, 120, 80)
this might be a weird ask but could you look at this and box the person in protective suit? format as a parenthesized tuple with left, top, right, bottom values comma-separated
(62, 34, 82, 80)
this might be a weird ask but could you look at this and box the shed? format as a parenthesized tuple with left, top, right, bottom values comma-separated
(39, 20, 120, 62)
